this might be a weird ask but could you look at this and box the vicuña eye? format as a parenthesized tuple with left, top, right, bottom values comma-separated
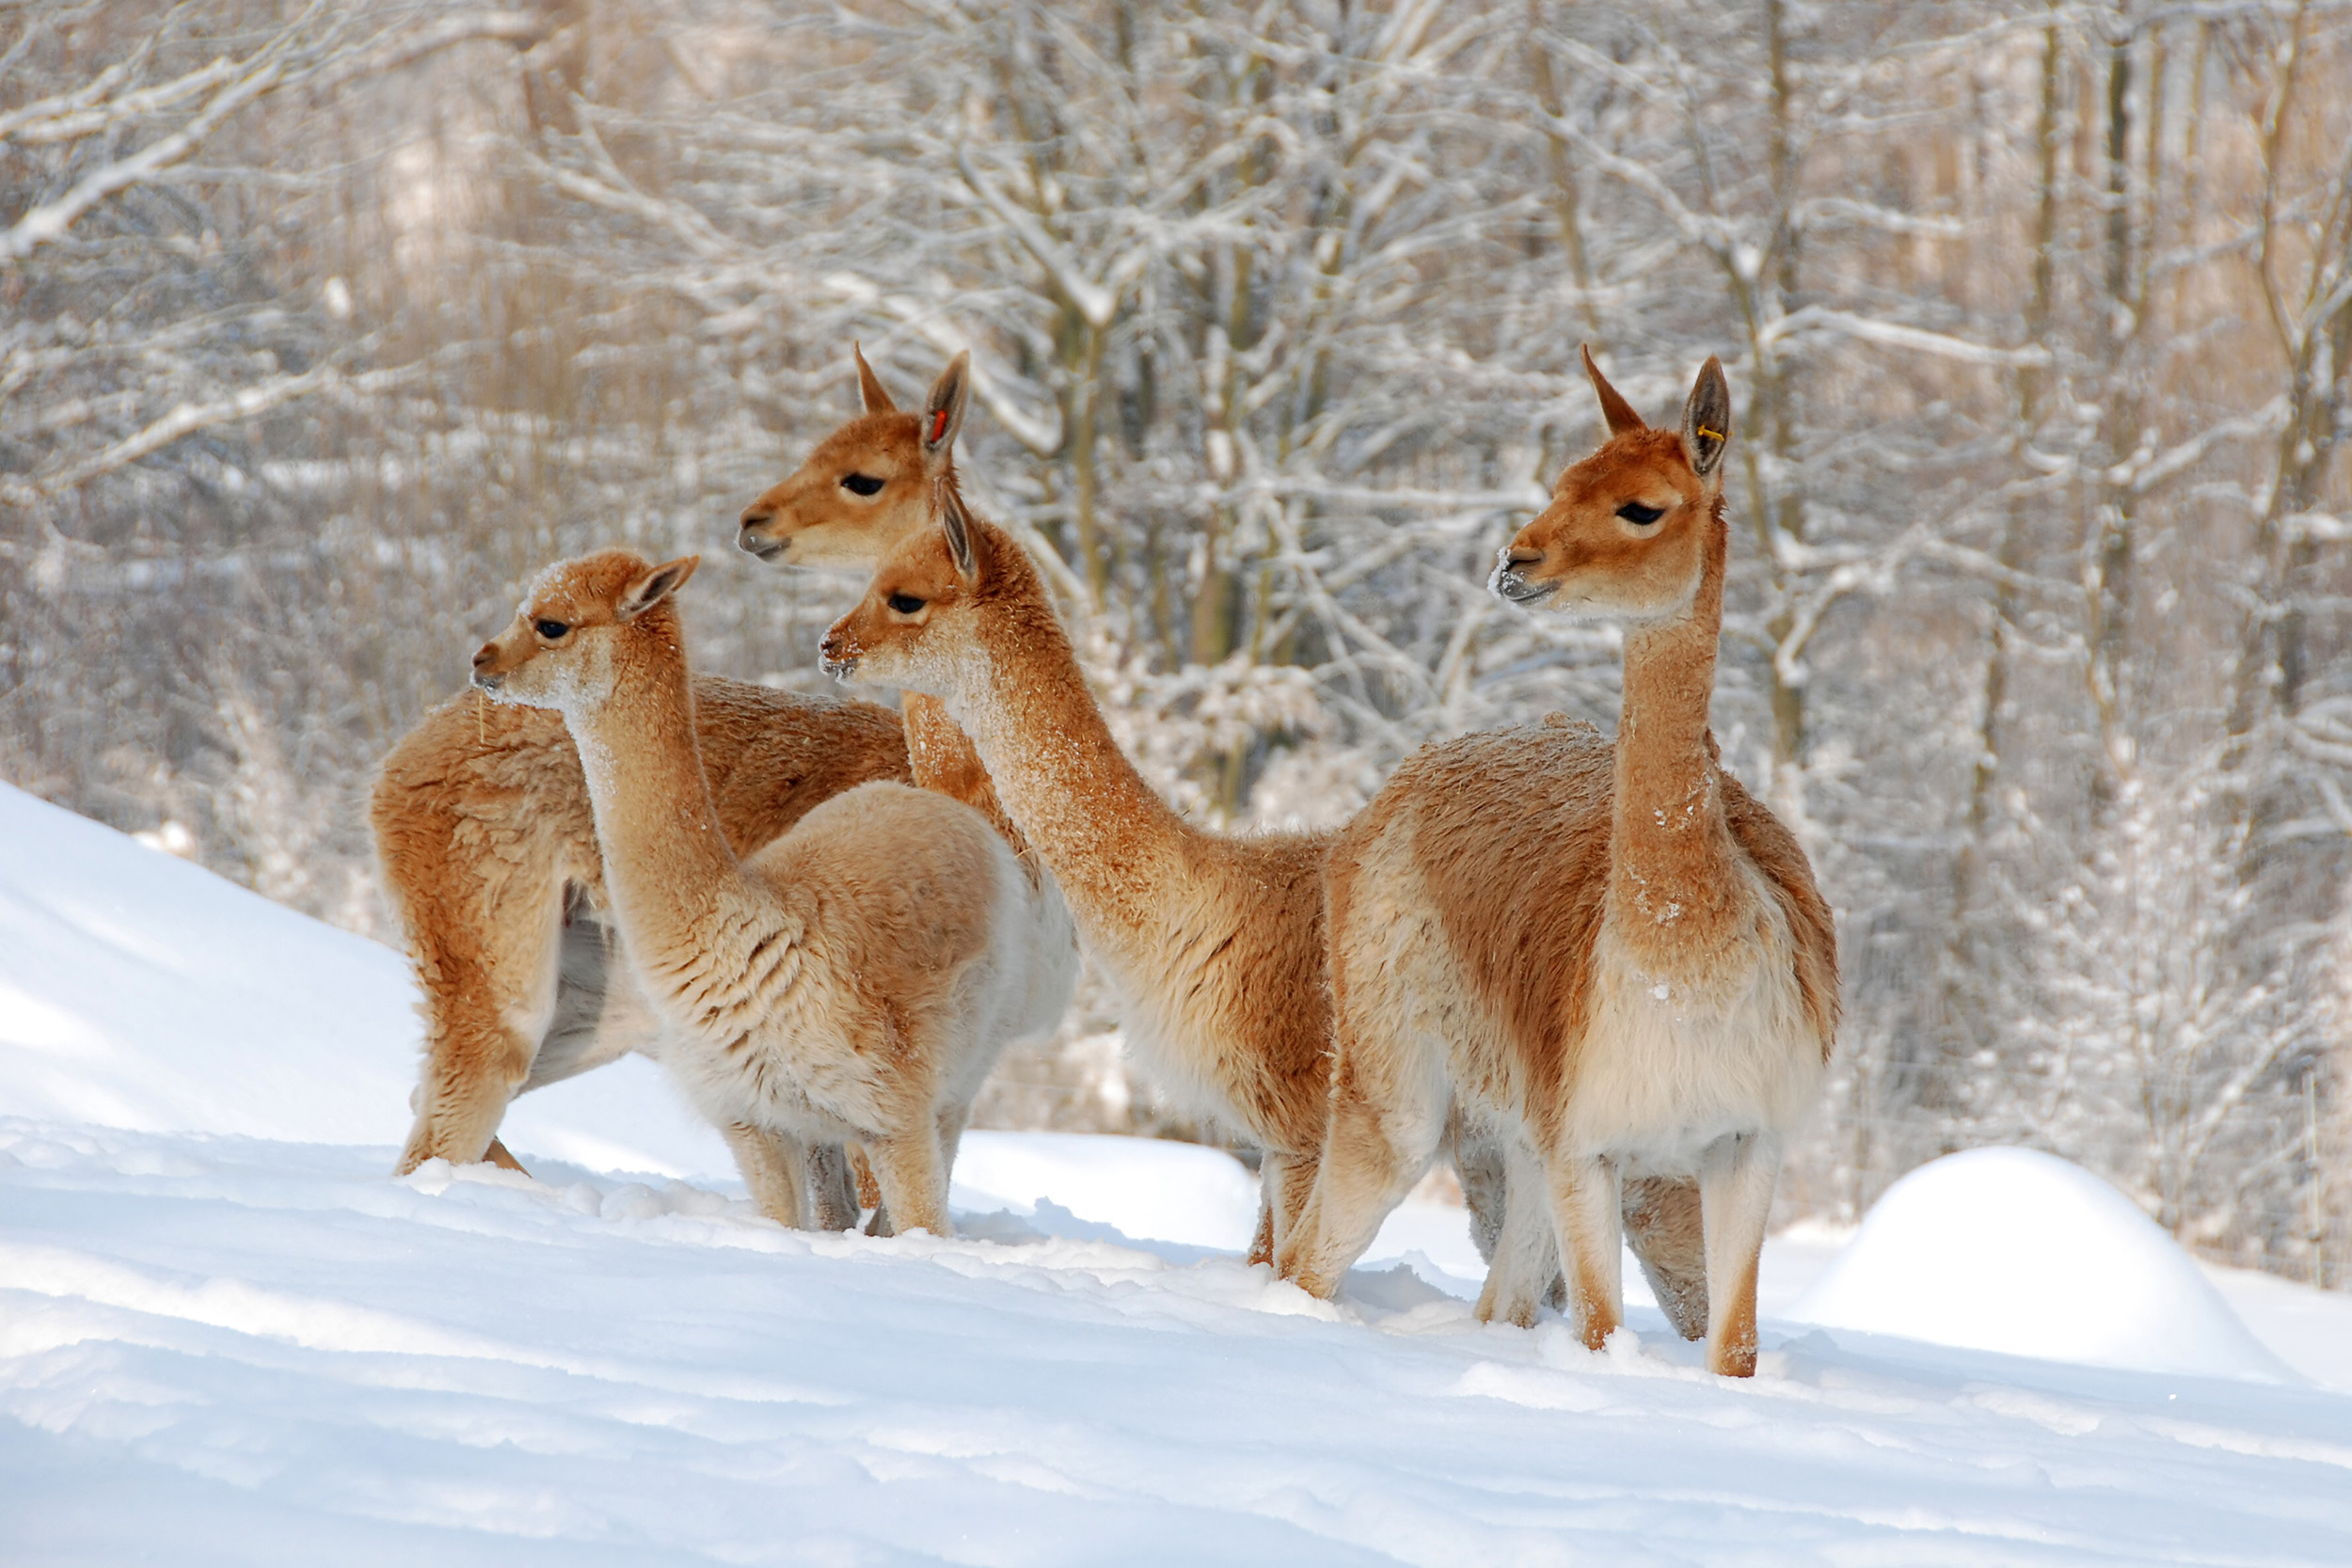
(534, 619, 570, 640)
(1616, 502, 1664, 527)
(841, 473, 885, 497)
(885, 593, 927, 615)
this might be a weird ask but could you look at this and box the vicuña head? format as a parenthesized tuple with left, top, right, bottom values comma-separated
(471, 548, 700, 712)
(819, 490, 1045, 704)
(737, 346, 972, 569)
(1490, 347, 1732, 618)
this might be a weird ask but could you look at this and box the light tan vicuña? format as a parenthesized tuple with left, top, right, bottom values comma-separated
(376, 347, 1057, 1224)
(1281, 351, 1837, 1377)
(472, 549, 1049, 1237)
(820, 497, 1334, 1263)
(375, 677, 904, 1221)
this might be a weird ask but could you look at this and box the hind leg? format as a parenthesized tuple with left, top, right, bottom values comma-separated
(1456, 1122, 1567, 1313)
(1476, 1143, 1564, 1327)
(1542, 1150, 1625, 1352)
(806, 1143, 862, 1231)
(866, 1126, 949, 1239)
(1278, 967, 1451, 1295)
(1624, 1175, 1708, 1340)
(397, 912, 558, 1176)
(389, 800, 565, 1177)
(1699, 1132, 1779, 1377)
(1277, 1061, 1443, 1297)
(935, 1102, 971, 1186)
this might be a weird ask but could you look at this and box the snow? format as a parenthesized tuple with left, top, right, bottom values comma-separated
(1786, 1148, 2298, 1384)
(8, 779, 2352, 1563)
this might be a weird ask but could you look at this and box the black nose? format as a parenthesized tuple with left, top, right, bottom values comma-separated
(471, 643, 495, 670)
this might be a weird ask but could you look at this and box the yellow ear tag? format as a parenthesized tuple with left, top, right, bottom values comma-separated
(1698, 426, 1725, 441)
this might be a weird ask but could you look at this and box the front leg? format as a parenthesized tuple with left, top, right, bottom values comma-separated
(722, 1122, 808, 1228)
(1699, 1132, 1780, 1377)
(1544, 1151, 1624, 1353)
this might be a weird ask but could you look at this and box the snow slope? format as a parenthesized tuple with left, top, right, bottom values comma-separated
(8, 783, 2352, 1564)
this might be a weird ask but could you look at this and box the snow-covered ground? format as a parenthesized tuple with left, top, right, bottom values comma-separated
(8, 780, 2352, 1564)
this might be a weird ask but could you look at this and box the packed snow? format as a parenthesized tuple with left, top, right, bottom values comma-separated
(8, 779, 2352, 1564)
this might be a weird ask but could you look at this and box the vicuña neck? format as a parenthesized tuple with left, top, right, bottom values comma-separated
(902, 690, 1026, 856)
(561, 624, 743, 942)
(939, 522, 1196, 959)
(1608, 503, 1743, 975)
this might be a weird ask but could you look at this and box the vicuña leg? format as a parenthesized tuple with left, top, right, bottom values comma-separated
(1278, 1068, 1444, 1297)
(807, 1142, 862, 1231)
(867, 1126, 950, 1238)
(935, 1102, 971, 1186)
(1699, 1132, 1779, 1377)
(1624, 1175, 1708, 1341)
(1476, 1142, 1563, 1329)
(1261, 1147, 1323, 1276)
(722, 1121, 810, 1228)
(396, 873, 562, 1175)
(1545, 1151, 1624, 1352)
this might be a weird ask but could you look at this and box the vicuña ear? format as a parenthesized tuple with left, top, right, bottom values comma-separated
(939, 488, 976, 581)
(853, 341, 897, 415)
(619, 554, 699, 619)
(1581, 344, 1646, 437)
(1680, 356, 1732, 479)
(921, 350, 971, 472)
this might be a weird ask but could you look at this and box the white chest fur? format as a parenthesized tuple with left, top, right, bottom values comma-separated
(1562, 860, 1822, 1174)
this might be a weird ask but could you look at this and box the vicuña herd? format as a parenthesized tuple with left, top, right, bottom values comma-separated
(374, 343, 1836, 1377)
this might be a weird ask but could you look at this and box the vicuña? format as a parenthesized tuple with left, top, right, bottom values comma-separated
(815, 468, 1705, 1301)
(820, 491, 1335, 1262)
(376, 345, 1074, 1227)
(1279, 351, 1837, 1377)
(472, 549, 1057, 1236)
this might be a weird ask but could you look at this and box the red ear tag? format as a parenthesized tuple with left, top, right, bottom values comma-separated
(930, 409, 949, 444)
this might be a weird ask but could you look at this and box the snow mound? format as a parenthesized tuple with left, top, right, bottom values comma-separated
(0, 783, 419, 1144)
(1788, 1147, 2296, 1382)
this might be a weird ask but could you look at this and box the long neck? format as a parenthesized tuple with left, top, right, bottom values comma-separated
(939, 524, 1202, 963)
(1608, 503, 1744, 980)
(562, 625, 744, 957)
(902, 690, 1028, 856)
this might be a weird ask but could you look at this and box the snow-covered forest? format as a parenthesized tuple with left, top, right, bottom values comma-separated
(3, 0, 2349, 1283)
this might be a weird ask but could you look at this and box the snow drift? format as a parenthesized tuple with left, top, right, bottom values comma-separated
(1788, 1146, 2297, 1382)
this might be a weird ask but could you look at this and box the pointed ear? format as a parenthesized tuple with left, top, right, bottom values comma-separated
(920, 350, 971, 473)
(618, 554, 699, 619)
(853, 341, 897, 415)
(939, 487, 977, 581)
(1680, 356, 1731, 479)
(1581, 344, 1646, 437)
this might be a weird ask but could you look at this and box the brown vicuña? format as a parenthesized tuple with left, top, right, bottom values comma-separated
(803, 347, 1706, 1300)
(471, 550, 1057, 1236)
(375, 347, 1064, 1225)
(739, 346, 1031, 857)
(1279, 351, 1837, 1377)
(819, 498, 1335, 1261)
